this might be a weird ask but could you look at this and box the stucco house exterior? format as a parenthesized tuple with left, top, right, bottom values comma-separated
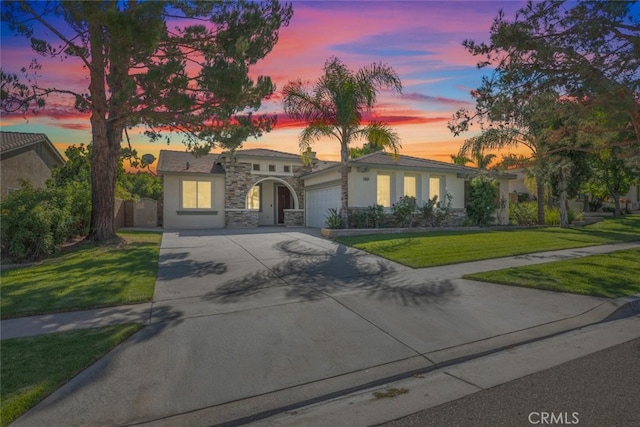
(0, 131, 65, 198)
(158, 148, 513, 229)
(303, 151, 514, 227)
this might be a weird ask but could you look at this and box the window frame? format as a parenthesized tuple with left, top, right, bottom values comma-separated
(377, 173, 392, 207)
(181, 179, 212, 209)
(403, 175, 417, 198)
(429, 176, 441, 201)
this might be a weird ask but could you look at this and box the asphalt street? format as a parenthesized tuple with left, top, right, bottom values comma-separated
(379, 337, 640, 427)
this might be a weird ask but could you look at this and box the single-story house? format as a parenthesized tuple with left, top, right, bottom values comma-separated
(157, 148, 514, 229)
(0, 131, 65, 197)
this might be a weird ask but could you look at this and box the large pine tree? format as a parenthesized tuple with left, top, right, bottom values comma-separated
(1, 1, 293, 241)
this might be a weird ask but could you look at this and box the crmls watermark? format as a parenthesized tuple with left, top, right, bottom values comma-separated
(528, 412, 580, 425)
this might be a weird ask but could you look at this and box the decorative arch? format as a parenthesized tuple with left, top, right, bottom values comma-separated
(246, 177, 300, 210)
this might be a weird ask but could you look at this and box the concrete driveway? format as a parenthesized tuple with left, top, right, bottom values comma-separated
(14, 228, 611, 426)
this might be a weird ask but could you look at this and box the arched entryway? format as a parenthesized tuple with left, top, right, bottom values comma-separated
(246, 178, 299, 226)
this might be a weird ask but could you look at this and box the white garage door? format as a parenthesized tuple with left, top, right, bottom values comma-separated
(306, 185, 341, 228)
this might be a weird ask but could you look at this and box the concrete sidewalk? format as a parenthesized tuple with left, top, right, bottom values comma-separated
(249, 315, 640, 427)
(3, 240, 638, 340)
(5, 233, 640, 427)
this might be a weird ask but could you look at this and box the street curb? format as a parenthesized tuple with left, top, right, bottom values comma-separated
(134, 295, 640, 427)
(603, 293, 640, 321)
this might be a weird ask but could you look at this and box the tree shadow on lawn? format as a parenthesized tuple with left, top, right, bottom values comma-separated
(202, 239, 458, 307)
(1, 244, 161, 319)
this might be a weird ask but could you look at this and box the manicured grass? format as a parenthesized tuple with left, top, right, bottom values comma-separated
(0, 324, 143, 427)
(464, 248, 640, 298)
(0, 231, 162, 319)
(336, 215, 640, 268)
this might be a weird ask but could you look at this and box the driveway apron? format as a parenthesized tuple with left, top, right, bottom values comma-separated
(13, 228, 607, 427)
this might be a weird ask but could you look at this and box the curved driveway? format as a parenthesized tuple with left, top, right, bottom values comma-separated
(14, 228, 621, 427)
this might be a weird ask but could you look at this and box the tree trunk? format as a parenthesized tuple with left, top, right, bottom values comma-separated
(558, 165, 569, 228)
(88, 122, 121, 241)
(536, 174, 545, 225)
(85, 12, 123, 242)
(613, 193, 621, 217)
(340, 141, 349, 228)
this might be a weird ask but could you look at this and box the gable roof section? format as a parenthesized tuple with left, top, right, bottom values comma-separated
(157, 150, 224, 175)
(305, 151, 479, 178)
(221, 148, 302, 161)
(0, 131, 65, 165)
(350, 151, 478, 173)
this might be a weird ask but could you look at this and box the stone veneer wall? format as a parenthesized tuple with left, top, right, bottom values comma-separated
(225, 209, 259, 228)
(284, 209, 305, 227)
(222, 157, 307, 210)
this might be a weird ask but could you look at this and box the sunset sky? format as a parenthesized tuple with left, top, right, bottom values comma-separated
(0, 1, 532, 168)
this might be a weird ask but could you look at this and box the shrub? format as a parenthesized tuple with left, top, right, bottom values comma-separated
(509, 201, 538, 225)
(1, 186, 65, 261)
(349, 204, 384, 228)
(392, 196, 417, 227)
(568, 208, 584, 223)
(588, 198, 604, 212)
(366, 204, 385, 228)
(466, 175, 498, 226)
(544, 206, 560, 226)
(419, 192, 453, 226)
(542, 206, 584, 226)
(350, 209, 368, 228)
(324, 208, 344, 229)
(1, 182, 91, 262)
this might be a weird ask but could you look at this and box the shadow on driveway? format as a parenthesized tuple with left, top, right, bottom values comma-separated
(201, 239, 458, 307)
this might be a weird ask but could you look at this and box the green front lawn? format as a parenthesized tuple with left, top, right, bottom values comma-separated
(464, 248, 640, 298)
(0, 230, 162, 319)
(336, 215, 640, 268)
(0, 324, 142, 427)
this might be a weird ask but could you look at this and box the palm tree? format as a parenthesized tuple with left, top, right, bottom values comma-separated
(450, 150, 495, 169)
(450, 153, 473, 166)
(283, 57, 402, 227)
(473, 152, 497, 170)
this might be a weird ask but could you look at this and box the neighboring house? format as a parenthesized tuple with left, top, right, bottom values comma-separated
(508, 168, 640, 211)
(158, 148, 514, 229)
(0, 131, 65, 197)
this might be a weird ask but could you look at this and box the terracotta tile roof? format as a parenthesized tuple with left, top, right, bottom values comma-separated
(0, 131, 65, 163)
(157, 150, 225, 174)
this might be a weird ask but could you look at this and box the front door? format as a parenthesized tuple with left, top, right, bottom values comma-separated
(277, 186, 292, 224)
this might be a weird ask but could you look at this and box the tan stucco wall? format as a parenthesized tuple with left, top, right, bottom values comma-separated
(1, 150, 54, 197)
(303, 167, 469, 210)
(162, 173, 225, 229)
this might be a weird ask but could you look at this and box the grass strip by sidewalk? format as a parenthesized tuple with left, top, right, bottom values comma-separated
(464, 248, 640, 298)
(336, 215, 640, 268)
(0, 230, 161, 319)
(0, 323, 143, 427)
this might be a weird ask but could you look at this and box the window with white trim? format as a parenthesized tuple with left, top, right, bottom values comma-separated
(182, 180, 211, 209)
(429, 177, 441, 201)
(377, 174, 391, 207)
(404, 175, 416, 198)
